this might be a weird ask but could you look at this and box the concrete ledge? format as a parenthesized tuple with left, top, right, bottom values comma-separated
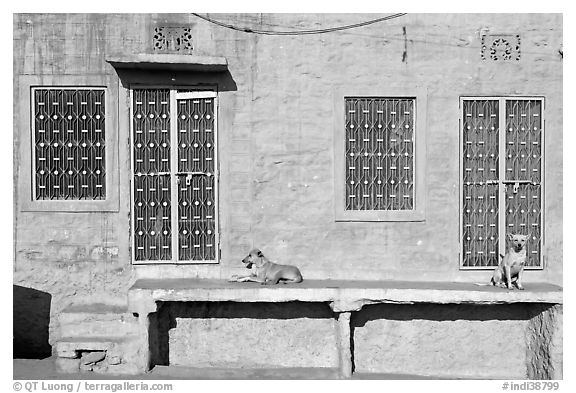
(106, 54, 228, 72)
(128, 279, 562, 313)
(62, 303, 128, 314)
(125, 279, 562, 378)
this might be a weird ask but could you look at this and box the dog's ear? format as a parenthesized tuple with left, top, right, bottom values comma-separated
(507, 233, 513, 240)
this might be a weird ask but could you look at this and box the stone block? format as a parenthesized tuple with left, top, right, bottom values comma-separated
(91, 362, 109, 374)
(80, 351, 106, 365)
(59, 315, 137, 338)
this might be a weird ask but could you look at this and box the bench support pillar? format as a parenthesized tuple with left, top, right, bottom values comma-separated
(336, 311, 353, 378)
(129, 293, 158, 374)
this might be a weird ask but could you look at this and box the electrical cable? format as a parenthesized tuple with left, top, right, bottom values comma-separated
(191, 13, 407, 35)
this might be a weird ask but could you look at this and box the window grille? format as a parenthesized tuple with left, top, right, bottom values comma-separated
(32, 88, 106, 200)
(461, 98, 543, 269)
(344, 97, 415, 211)
(131, 88, 217, 263)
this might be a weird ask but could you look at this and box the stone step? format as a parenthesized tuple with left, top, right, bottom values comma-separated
(58, 303, 137, 338)
(54, 336, 141, 375)
(54, 336, 130, 358)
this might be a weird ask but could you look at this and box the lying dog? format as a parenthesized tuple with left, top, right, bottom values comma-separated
(228, 248, 303, 285)
(490, 233, 528, 290)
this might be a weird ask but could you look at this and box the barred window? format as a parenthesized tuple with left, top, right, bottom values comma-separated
(345, 97, 415, 210)
(32, 88, 106, 200)
(335, 93, 425, 222)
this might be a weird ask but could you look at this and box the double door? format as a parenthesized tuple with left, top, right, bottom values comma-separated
(131, 89, 218, 263)
(461, 97, 543, 269)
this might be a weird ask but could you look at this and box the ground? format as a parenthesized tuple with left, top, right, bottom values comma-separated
(13, 358, 447, 380)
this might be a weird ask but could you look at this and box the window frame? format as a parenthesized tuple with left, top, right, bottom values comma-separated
(17, 75, 119, 212)
(459, 96, 545, 270)
(333, 88, 427, 222)
(129, 85, 220, 265)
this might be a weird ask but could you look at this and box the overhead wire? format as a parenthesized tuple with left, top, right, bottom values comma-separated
(191, 13, 407, 35)
(191, 13, 560, 58)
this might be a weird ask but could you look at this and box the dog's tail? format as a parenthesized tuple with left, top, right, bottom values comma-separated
(474, 277, 496, 287)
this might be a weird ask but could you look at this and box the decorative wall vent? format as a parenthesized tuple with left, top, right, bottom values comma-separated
(152, 26, 194, 53)
(481, 34, 521, 61)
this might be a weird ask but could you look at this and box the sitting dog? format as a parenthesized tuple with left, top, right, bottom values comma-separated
(228, 248, 303, 285)
(490, 233, 529, 290)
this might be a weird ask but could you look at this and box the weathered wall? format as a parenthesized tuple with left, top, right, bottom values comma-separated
(147, 301, 561, 378)
(13, 14, 563, 351)
(351, 303, 560, 379)
(151, 302, 338, 369)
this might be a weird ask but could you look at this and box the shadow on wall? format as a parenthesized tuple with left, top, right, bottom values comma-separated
(149, 301, 335, 367)
(13, 285, 52, 359)
(352, 303, 550, 325)
(115, 69, 238, 92)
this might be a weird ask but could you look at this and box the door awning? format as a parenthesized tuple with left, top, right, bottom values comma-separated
(106, 53, 228, 72)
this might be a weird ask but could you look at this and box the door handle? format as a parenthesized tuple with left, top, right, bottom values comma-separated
(176, 172, 212, 185)
(484, 180, 539, 193)
(502, 180, 540, 193)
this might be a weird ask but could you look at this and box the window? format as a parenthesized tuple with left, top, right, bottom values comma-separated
(460, 97, 543, 269)
(334, 91, 426, 221)
(17, 75, 119, 212)
(130, 88, 219, 264)
(32, 88, 106, 200)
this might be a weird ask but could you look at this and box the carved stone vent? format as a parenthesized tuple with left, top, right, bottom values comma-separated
(152, 27, 193, 53)
(481, 34, 521, 61)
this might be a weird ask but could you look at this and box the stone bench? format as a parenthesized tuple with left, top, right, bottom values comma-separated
(127, 279, 563, 378)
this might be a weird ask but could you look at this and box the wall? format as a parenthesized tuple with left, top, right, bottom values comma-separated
(352, 303, 537, 378)
(145, 301, 562, 378)
(151, 302, 338, 369)
(13, 14, 563, 350)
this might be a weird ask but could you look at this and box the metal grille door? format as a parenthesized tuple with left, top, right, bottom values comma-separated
(131, 89, 218, 263)
(461, 99, 500, 267)
(176, 94, 217, 261)
(461, 97, 543, 269)
(344, 97, 415, 210)
(504, 100, 542, 267)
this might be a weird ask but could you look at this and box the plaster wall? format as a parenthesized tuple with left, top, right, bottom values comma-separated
(152, 302, 338, 369)
(13, 13, 563, 349)
(351, 303, 538, 378)
(146, 301, 561, 379)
